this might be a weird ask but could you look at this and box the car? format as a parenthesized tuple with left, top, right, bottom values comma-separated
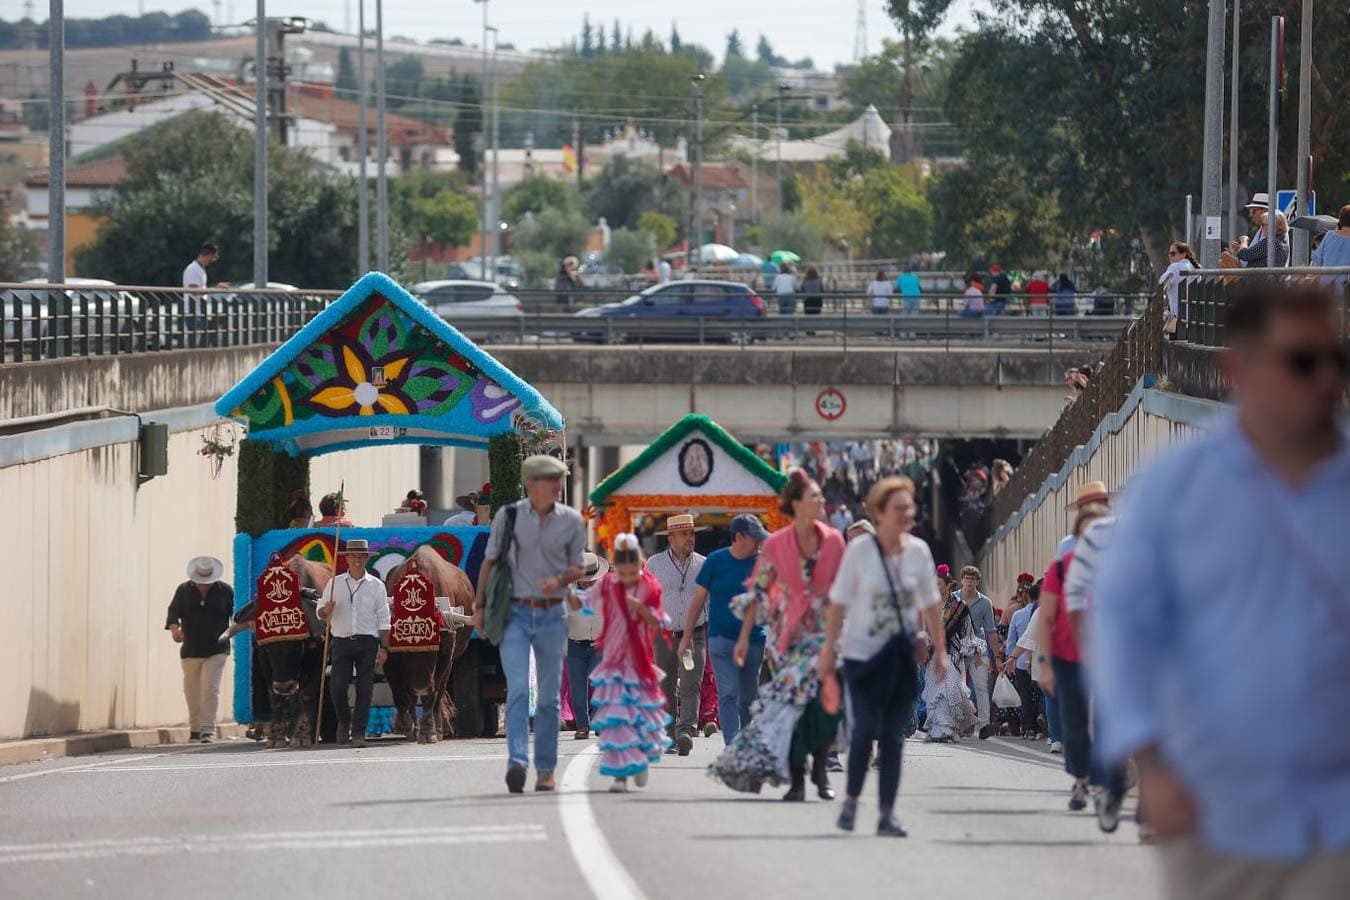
(571, 279, 766, 343)
(3, 278, 138, 351)
(457, 256, 524, 290)
(411, 279, 524, 321)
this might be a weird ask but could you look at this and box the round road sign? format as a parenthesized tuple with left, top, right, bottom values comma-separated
(815, 387, 847, 421)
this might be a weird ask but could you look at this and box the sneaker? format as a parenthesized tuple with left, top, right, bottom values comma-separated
(978, 724, 994, 741)
(1049, 741, 1064, 754)
(188, 731, 201, 742)
(574, 729, 589, 740)
(608, 777, 628, 793)
(535, 771, 556, 792)
(826, 752, 843, 773)
(1069, 782, 1089, 811)
(836, 798, 858, 832)
(1098, 792, 1124, 833)
(665, 746, 678, 755)
(634, 768, 649, 788)
(677, 734, 694, 756)
(505, 765, 527, 794)
(876, 815, 908, 838)
(702, 722, 717, 738)
(349, 736, 366, 749)
(199, 733, 213, 744)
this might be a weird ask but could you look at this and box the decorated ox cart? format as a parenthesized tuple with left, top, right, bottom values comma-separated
(215, 272, 564, 740)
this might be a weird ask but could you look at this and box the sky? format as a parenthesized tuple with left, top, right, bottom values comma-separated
(53, 0, 989, 70)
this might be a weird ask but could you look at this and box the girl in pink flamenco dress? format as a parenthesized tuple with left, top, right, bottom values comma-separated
(588, 534, 672, 792)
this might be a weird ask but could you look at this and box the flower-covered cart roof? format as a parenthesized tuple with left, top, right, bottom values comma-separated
(589, 414, 787, 505)
(214, 272, 563, 456)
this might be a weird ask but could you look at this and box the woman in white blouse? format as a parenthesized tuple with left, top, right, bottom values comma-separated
(821, 476, 946, 837)
(1158, 241, 1198, 321)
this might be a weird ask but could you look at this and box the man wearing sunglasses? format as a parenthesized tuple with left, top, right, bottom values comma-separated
(1092, 283, 1349, 899)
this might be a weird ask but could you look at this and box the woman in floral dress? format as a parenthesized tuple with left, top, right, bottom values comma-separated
(921, 566, 983, 742)
(587, 534, 672, 792)
(709, 470, 847, 801)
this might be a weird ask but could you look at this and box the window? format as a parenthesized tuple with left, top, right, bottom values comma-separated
(647, 285, 692, 307)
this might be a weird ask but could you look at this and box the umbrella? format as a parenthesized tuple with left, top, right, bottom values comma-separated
(1291, 214, 1338, 234)
(698, 243, 740, 263)
(770, 250, 801, 265)
(731, 253, 763, 268)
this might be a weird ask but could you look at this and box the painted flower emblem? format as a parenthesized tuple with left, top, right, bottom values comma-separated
(307, 336, 414, 417)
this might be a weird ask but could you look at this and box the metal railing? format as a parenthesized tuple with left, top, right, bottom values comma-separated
(1178, 267, 1350, 348)
(989, 292, 1167, 527)
(1, 284, 340, 363)
(1, 281, 1146, 364)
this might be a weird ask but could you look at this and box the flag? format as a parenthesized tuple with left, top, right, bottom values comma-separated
(561, 144, 577, 174)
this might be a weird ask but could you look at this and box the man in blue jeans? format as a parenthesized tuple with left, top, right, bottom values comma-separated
(678, 514, 769, 744)
(474, 455, 586, 794)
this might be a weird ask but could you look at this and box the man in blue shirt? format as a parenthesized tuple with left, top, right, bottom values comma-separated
(679, 514, 769, 744)
(1002, 575, 1039, 740)
(1093, 284, 1350, 897)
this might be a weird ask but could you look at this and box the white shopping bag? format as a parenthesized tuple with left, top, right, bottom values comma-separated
(993, 673, 1021, 709)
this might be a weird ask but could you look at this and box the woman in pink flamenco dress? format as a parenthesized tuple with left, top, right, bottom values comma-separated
(588, 533, 672, 792)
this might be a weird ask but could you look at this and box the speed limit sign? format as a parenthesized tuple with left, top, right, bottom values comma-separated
(815, 387, 847, 421)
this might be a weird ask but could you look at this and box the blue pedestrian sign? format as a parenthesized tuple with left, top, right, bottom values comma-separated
(1276, 190, 1316, 217)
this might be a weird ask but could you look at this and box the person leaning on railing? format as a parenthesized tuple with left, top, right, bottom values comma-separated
(1311, 204, 1350, 294)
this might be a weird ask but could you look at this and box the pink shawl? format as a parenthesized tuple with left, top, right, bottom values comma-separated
(751, 520, 846, 655)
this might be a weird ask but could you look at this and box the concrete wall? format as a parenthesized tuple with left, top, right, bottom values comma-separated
(1, 406, 419, 741)
(979, 385, 1227, 604)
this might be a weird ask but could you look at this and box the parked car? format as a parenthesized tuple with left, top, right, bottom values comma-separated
(458, 256, 524, 290)
(412, 280, 524, 320)
(3, 278, 137, 350)
(571, 279, 766, 343)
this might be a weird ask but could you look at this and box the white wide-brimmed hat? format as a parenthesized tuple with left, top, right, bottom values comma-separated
(186, 556, 225, 584)
(656, 513, 708, 535)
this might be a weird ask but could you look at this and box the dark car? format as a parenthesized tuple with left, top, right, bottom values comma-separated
(572, 280, 766, 343)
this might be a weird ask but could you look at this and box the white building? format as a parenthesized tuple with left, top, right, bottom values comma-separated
(728, 104, 892, 163)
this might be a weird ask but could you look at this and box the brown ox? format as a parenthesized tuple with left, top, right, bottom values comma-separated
(383, 546, 473, 742)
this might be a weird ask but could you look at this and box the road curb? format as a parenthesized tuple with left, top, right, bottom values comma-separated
(0, 724, 251, 767)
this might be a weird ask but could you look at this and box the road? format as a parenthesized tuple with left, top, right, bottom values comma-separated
(0, 732, 1159, 899)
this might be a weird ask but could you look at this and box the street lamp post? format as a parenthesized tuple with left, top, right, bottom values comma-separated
(475, 0, 488, 277)
(375, 0, 388, 271)
(1293, 0, 1312, 265)
(47, 0, 65, 284)
(1198, 0, 1225, 267)
(775, 83, 788, 217)
(253, 0, 268, 288)
(357, 0, 368, 273)
(488, 25, 499, 278)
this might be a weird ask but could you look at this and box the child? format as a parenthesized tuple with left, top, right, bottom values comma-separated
(586, 533, 671, 792)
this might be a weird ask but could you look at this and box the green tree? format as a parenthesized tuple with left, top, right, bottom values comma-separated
(759, 212, 826, 263)
(884, 1, 954, 162)
(75, 111, 362, 288)
(861, 164, 933, 258)
(725, 30, 744, 59)
(336, 47, 357, 96)
(637, 211, 678, 251)
(0, 217, 38, 281)
(408, 191, 477, 278)
(583, 156, 662, 230)
(503, 176, 577, 222)
(384, 55, 424, 110)
(603, 228, 656, 273)
(455, 76, 483, 179)
(512, 207, 592, 283)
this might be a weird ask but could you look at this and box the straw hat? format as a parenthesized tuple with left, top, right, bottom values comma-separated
(581, 551, 610, 582)
(656, 513, 707, 535)
(186, 556, 224, 585)
(341, 539, 372, 555)
(1066, 481, 1111, 509)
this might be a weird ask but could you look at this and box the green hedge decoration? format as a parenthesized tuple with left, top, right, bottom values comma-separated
(236, 440, 311, 537)
(488, 433, 523, 515)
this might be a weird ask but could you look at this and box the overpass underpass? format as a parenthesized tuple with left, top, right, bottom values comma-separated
(485, 343, 1100, 444)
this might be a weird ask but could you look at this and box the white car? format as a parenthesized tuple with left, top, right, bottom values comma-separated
(412, 280, 524, 320)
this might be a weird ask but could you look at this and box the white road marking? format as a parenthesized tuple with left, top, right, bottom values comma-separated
(558, 744, 647, 900)
(78, 753, 503, 772)
(0, 825, 546, 865)
(0, 743, 218, 786)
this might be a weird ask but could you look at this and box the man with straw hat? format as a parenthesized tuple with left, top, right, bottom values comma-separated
(647, 514, 708, 755)
(166, 556, 234, 743)
(318, 539, 391, 748)
(1057, 481, 1112, 560)
(564, 551, 609, 740)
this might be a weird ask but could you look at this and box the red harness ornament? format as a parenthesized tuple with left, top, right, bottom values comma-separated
(389, 559, 444, 652)
(255, 554, 309, 646)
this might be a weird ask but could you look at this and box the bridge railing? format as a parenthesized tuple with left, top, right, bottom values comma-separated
(1178, 267, 1350, 347)
(989, 292, 1167, 526)
(2, 281, 1146, 364)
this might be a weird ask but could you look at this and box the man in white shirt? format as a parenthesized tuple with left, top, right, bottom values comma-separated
(772, 264, 797, 315)
(647, 514, 707, 755)
(657, 258, 672, 283)
(182, 242, 222, 292)
(319, 539, 391, 747)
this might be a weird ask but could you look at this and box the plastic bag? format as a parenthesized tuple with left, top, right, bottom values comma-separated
(993, 672, 1021, 709)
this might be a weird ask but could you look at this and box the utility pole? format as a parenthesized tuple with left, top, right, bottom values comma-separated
(775, 83, 787, 217)
(357, 0, 368, 273)
(1292, 0, 1312, 265)
(750, 104, 758, 225)
(1229, 0, 1241, 243)
(689, 74, 704, 262)
(253, 0, 267, 288)
(488, 25, 500, 276)
(1266, 15, 1283, 264)
(375, 0, 388, 271)
(475, 0, 488, 275)
(1198, 0, 1226, 267)
(47, 0, 65, 284)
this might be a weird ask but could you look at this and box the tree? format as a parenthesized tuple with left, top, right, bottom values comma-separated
(637, 211, 678, 251)
(0, 218, 38, 281)
(755, 35, 781, 66)
(512, 207, 592, 282)
(408, 191, 477, 278)
(759, 212, 826, 263)
(336, 48, 357, 96)
(580, 15, 595, 59)
(384, 56, 424, 110)
(455, 76, 483, 179)
(884, 1, 954, 163)
(503, 176, 577, 222)
(862, 164, 933, 258)
(725, 29, 744, 59)
(670, 24, 682, 53)
(797, 165, 870, 255)
(604, 228, 656, 273)
(75, 111, 363, 288)
(610, 20, 622, 55)
(583, 156, 662, 230)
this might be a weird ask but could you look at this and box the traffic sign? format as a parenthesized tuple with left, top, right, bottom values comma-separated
(1275, 190, 1316, 217)
(815, 387, 846, 421)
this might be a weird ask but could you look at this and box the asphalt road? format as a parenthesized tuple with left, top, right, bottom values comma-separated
(0, 731, 1160, 899)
